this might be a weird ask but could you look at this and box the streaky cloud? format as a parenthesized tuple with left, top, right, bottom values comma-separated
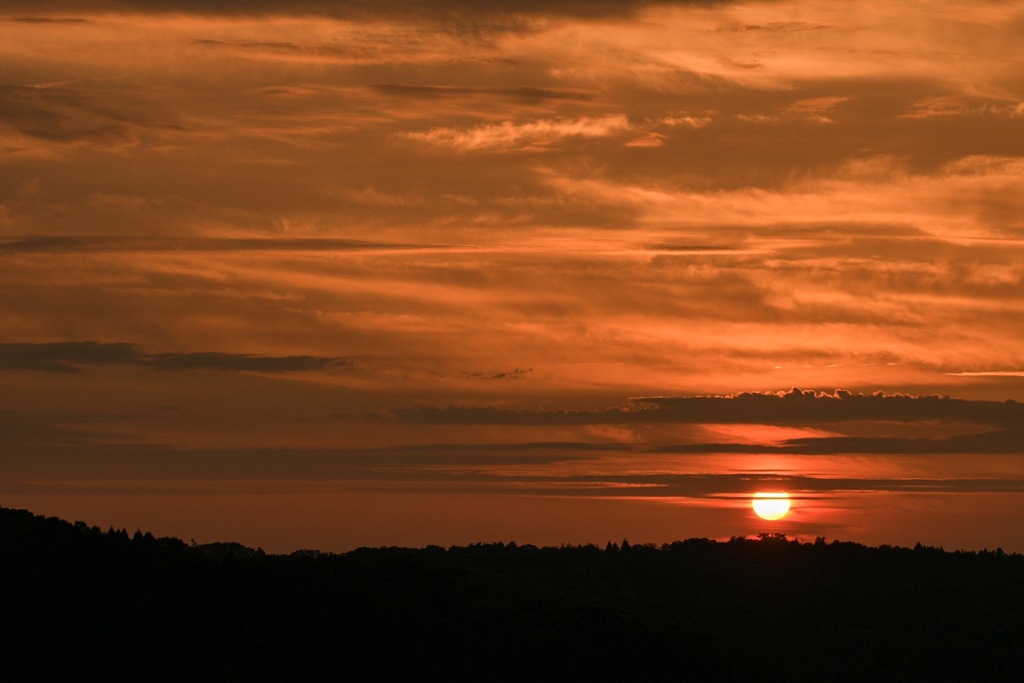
(7, 16, 89, 23)
(6, 449, 1021, 498)
(0, 84, 138, 145)
(0, 235, 448, 254)
(4, 1, 736, 21)
(147, 353, 344, 373)
(370, 84, 594, 103)
(651, 427, 1024, 456)
(0, 342, 138, 372)
(398, 115, 631, 152)
(386, 388, 1024, 428)
(632, 389, 1024, 428)
(0, 342, 351, 373)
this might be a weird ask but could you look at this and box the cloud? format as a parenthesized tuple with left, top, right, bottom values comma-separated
(462, 473, 1024, 499)
(386, 389, 1024, 429)
(3, 1, 735, 21)
(461, 367, 533, 380)
(632, 389, 1024, 428)
(654, 430, 1024, 456)
(948, 371, 1024, 378)
(542, 155, 1024, 239)
(367, 389, 1024, 459)
(0, 342, 350, 373)
(146, 352, 343, 372)
(397, 115, 631, 152)
(369, 84, 594, 103)
(3, 440, 1021, 499)
(661, 115, 713, 128)
(191, 36, 484, 67)
(0, 342, 138, 372)
(0, 84, 136, 146)
(782, 96, 847, 122)
(0, 410, 106, 443)
(7, 17, 89, 23)
(899, 95, 1023, 120)
(0, 236, 446, 254)
(626, 133, 666, 147)
(717, 22, 829, 33)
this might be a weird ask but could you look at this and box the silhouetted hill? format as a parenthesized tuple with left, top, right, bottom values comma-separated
(2, 506, 1022, 681)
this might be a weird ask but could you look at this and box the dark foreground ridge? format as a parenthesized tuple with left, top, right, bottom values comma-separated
(2, 506, 1022, 681)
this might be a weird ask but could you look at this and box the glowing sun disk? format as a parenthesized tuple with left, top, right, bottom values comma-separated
(752, 492, 791, 521)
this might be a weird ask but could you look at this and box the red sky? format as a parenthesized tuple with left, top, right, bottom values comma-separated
(2, 1, 1023, 552)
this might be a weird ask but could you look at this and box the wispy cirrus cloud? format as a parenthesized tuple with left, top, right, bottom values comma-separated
(542, 155, 1024, 237)
(397, 114, 631, 152)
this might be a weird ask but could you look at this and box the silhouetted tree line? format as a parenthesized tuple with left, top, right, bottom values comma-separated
(2, 506, 1022, 681)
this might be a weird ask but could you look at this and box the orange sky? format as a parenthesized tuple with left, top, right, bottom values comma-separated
(2, 1, 1023, 552)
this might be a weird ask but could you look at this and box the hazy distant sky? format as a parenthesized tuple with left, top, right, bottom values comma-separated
(2, 1, 1023, 552)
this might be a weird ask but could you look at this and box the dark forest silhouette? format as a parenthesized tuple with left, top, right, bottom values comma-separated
(2, 506, 1022, 681)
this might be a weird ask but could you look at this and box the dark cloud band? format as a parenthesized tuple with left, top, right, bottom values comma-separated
(0, 342, 349, 373)
(388, 388, 1024, 429)
(3, 1, 734, 20)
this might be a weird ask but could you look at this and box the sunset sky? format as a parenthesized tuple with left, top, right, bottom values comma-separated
(2, 0, 1023, 553)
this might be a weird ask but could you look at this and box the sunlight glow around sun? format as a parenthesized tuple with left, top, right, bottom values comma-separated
(752, 492, 791, 521)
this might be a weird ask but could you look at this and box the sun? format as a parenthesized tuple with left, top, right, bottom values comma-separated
(752, 492, 791, 521)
